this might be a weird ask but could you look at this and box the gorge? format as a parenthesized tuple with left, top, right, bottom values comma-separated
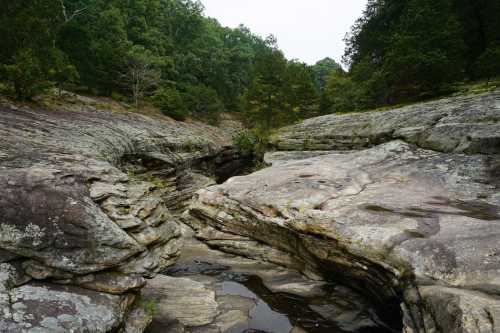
(0, 89, 499, 333)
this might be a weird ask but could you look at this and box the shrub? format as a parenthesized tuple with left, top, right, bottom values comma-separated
(182, 84, 224, 124)
(475, 44, 500, 83)
(233, 129, 269, 164)
(1, 49, 50, 100)
(153, 87, 188, 120)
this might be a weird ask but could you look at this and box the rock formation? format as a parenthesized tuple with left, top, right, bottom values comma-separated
(2, 88, 499, 332)
(188, 90, 500, 333)
(272, 90, 500, 155)
(0, 94, 243, 332)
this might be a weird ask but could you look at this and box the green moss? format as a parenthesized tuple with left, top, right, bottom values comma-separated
(137, 297, 158, 315)
(452, 76, 500, 95)
(183, 139, 199, 153)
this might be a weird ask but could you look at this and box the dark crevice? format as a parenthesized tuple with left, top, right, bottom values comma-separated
(117, 146, 408, 333)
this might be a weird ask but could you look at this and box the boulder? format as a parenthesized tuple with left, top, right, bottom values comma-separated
(123, 307, 153, 333)
(0, 280, 134, 332)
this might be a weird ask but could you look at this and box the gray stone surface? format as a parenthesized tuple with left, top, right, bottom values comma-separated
(0, 95, 238, 332)
(189, 140, 500, 333)
(0, 98, 232, 274)
(142, 275, 219, 327)
(272, 89, 500, 155)
(123, 307, 153, 333)
(0, 281, 134, 333)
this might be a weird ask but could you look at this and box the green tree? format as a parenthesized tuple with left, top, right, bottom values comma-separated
(285, 61, 319, 120)
(119, 45, 161, 107)
(0, 0, 71, 99)
(311, 58, 341, 90)
(321, 70, 360, 114)
(182, 84, 224, 123)
(49, 49, 80, 95)
(245, 36, 288, 130)
(153, 87, 188, 120)
(335, 0, 477, 111)
(1, 49, 46, 100)
(475, 44, 500, 83)
(383, 0, 466, 98)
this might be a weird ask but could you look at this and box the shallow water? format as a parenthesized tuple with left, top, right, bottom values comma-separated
(220, 280, 293, 333)
(165, 260, 397, 333)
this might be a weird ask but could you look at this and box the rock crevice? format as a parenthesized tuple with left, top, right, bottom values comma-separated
(0, 97, 243, 332)
(189, 90, 500, 333)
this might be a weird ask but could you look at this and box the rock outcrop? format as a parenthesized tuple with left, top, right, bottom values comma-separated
(272, 90, 500, 155)
(0, 95, 241, 332)
(189, 90, 500, 333)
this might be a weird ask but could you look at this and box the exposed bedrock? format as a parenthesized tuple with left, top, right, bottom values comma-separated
(188, 90, 500, 333)
(271, 89, 500, 155)
(0, 98, 245, 332)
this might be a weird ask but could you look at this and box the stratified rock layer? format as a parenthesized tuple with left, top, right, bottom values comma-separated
(0, 96, 239, 332)
(272, 90, 500, 155)
(189, 90, 500, 333)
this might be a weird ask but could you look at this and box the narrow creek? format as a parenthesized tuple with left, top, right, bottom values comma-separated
(126, 152, 402, 333)
(145, 226, 400, 333)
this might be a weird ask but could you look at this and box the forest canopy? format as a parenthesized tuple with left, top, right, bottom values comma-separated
(1, 0, 499, 125)
(0, 0, 325, 129)
(327, 0, 500, 113)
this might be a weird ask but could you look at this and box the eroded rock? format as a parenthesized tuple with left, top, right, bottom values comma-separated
(123, 307, 153, 333)
(0, 282, 134, 332)
(0, 96, 238, 332)
(272, 90, 500, 155)
(142, 275, 219, 327)
(189, 140, 500, 333)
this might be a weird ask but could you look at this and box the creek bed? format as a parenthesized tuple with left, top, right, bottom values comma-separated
(145, 228, 400, 333)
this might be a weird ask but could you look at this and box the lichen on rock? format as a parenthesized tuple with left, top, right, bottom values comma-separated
(0, 95, 239, 332)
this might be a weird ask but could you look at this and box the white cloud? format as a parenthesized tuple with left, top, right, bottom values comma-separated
(200, 0, 367, 65)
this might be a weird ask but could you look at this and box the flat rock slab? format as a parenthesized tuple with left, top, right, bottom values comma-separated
(0, 282, 132, 332)
(272, 89, 500, 155)
(142, 275, 219, 327)
(190, 141, 500, 332)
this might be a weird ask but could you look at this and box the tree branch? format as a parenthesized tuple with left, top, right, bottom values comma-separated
(60, 0, 87, 23)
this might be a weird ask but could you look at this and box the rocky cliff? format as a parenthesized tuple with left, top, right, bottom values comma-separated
(0, 95, 243, 332)
(188, 90, 500, 333)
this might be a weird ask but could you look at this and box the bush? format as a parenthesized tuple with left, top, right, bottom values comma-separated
(321, 70, 363, 113)
(1, 49, 50, 100)
(475, 44, 500, 83)
(233, 129, 269, 165)
(48, 49, 80, 95)
(153, 87, 188, 120)
(182, 84, 224, 124)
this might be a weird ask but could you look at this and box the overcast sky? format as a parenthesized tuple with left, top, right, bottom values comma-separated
(200, 0, 367, 65)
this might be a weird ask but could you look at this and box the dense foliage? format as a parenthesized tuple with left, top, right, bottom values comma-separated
(322, 0, 500, 114)
(0, 0, 323, 130)
(2, 0, 497, 123)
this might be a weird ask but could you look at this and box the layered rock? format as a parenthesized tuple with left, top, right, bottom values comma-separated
(0, 96, 240, 331)
(272, 90, 500, 155)
(189, 90, 500, 333)
(146, 226, 389, 333)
